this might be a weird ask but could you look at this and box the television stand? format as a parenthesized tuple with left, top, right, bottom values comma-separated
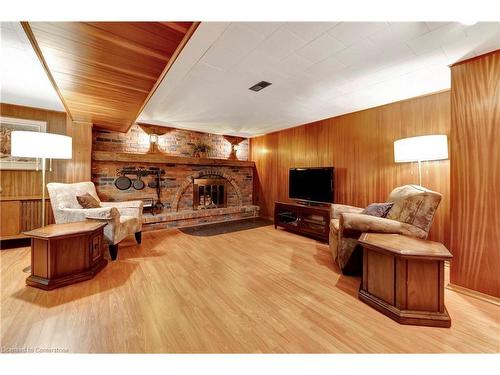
(274, 201, 331, 242)
(296, 200, 329, 207)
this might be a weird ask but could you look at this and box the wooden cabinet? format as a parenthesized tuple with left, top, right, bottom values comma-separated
(0, 201, 21, 238)
(0, 197, 54, 240)
(274, 201, 330, 242)
(24, 221, 107, 290)
(358, 233, 453, 328)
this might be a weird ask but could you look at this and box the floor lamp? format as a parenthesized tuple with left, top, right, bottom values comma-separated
(11, 131, 72, 272)
(394, 135, 448, 186)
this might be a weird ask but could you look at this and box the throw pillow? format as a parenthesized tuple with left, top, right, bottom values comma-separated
(76, 193, 101, 209)
(361, 202, 393, 218)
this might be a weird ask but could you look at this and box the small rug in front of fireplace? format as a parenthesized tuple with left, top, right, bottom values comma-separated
(180, 217, 272, 236)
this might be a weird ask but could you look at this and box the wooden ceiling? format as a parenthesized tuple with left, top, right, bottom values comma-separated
(23, 22, 198, 132)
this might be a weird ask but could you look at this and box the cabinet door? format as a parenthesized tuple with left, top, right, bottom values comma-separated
(275, 205, 300, 228)
(90, 234, 103, 263)
(0, 201, 21, 238)
(299, 210, 329, 237)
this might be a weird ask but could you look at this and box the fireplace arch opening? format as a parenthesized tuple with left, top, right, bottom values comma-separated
(171, 169, 243, 211)
(193, 176, 227, 210)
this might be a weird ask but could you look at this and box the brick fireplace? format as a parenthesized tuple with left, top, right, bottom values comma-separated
(91, 124, 259, 230)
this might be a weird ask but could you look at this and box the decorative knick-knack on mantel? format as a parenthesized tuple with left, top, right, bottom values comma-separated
(191, 141, 212, 158)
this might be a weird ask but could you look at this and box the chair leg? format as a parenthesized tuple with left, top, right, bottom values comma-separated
(135, 231, 142, 244)
(109, 244, 119, 261)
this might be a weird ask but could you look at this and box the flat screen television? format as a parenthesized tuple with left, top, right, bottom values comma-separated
(289, 167, 334, 204)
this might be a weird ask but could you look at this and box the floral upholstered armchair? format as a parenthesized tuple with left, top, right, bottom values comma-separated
(329, 185, 442, 275)
(47, 182, 143, 260)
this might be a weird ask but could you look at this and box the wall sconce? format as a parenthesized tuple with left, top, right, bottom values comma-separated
(138, 123, 174, 154)
(223, 135, 246, 160)
(149, 133, 159, 153)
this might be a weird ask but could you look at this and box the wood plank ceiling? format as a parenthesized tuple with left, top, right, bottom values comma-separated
(23, 22, 197, 132)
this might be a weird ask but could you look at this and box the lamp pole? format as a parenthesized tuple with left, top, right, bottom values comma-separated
(11, 130, 73, 274)
(417, 160, 422, 186)
(22, 157, 47, 274)
(41, 157, 47, 227)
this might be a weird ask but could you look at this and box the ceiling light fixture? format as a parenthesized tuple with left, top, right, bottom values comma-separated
(249, 81, 272, 92)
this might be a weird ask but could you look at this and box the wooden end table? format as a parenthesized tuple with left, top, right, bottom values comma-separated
(24, 221, 107, 290)
(358, 233, 452, 328)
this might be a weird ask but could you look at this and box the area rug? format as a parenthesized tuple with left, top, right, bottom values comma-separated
(179, 217, 273, 236)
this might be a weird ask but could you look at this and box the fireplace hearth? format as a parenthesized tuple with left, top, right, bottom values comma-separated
(193, 178, 227, 210)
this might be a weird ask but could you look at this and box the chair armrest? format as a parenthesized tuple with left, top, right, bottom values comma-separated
(60, 207, 119, 222)
(331, 204, 364, 219)
(101, 201, 143, 217)
(340, 213, 427, 238)
(101, 201, 143, 209)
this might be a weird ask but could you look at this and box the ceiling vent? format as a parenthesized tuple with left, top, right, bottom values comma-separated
(249, 81, 272, 92)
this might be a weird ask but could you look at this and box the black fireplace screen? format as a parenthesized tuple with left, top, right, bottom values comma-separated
(193, 178, 228, 210)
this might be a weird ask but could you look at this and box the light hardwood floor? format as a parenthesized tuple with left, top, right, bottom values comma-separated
(1, 222, 499, 353)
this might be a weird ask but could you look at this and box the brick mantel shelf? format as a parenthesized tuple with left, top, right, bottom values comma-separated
(92, 151, 255, 168)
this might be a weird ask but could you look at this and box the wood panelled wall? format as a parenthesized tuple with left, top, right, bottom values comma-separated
(65, 119, 93, 184)
(251, 91, 451, 245)
(0, 103, 92, 196)
(450, 50, 500, 298)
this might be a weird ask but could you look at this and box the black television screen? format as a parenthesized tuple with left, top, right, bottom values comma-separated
(289, 167, 334, 203)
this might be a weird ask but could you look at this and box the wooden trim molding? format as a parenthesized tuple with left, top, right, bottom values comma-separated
(129, 21, 200, 132)
(449, 48, 500, 67)
(446, 284, 500, 306)
(92, 150, 255, 167)
(20, 22, 73, 119)
(0, 196, 51, 202)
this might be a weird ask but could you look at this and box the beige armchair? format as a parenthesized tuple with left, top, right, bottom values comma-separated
(47, 182, 143, 260)
(330, 185, 442, 275)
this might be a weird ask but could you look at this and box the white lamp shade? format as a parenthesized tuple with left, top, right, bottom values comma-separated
(11, 131, 72, 159)
(394, 135, 448, 163)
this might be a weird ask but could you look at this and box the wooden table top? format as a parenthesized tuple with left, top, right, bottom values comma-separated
(23, 221, 107, 239)
(0, 195, 51, 201)
(358, 233, 452, 259)
(275, 201, 332, 211)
